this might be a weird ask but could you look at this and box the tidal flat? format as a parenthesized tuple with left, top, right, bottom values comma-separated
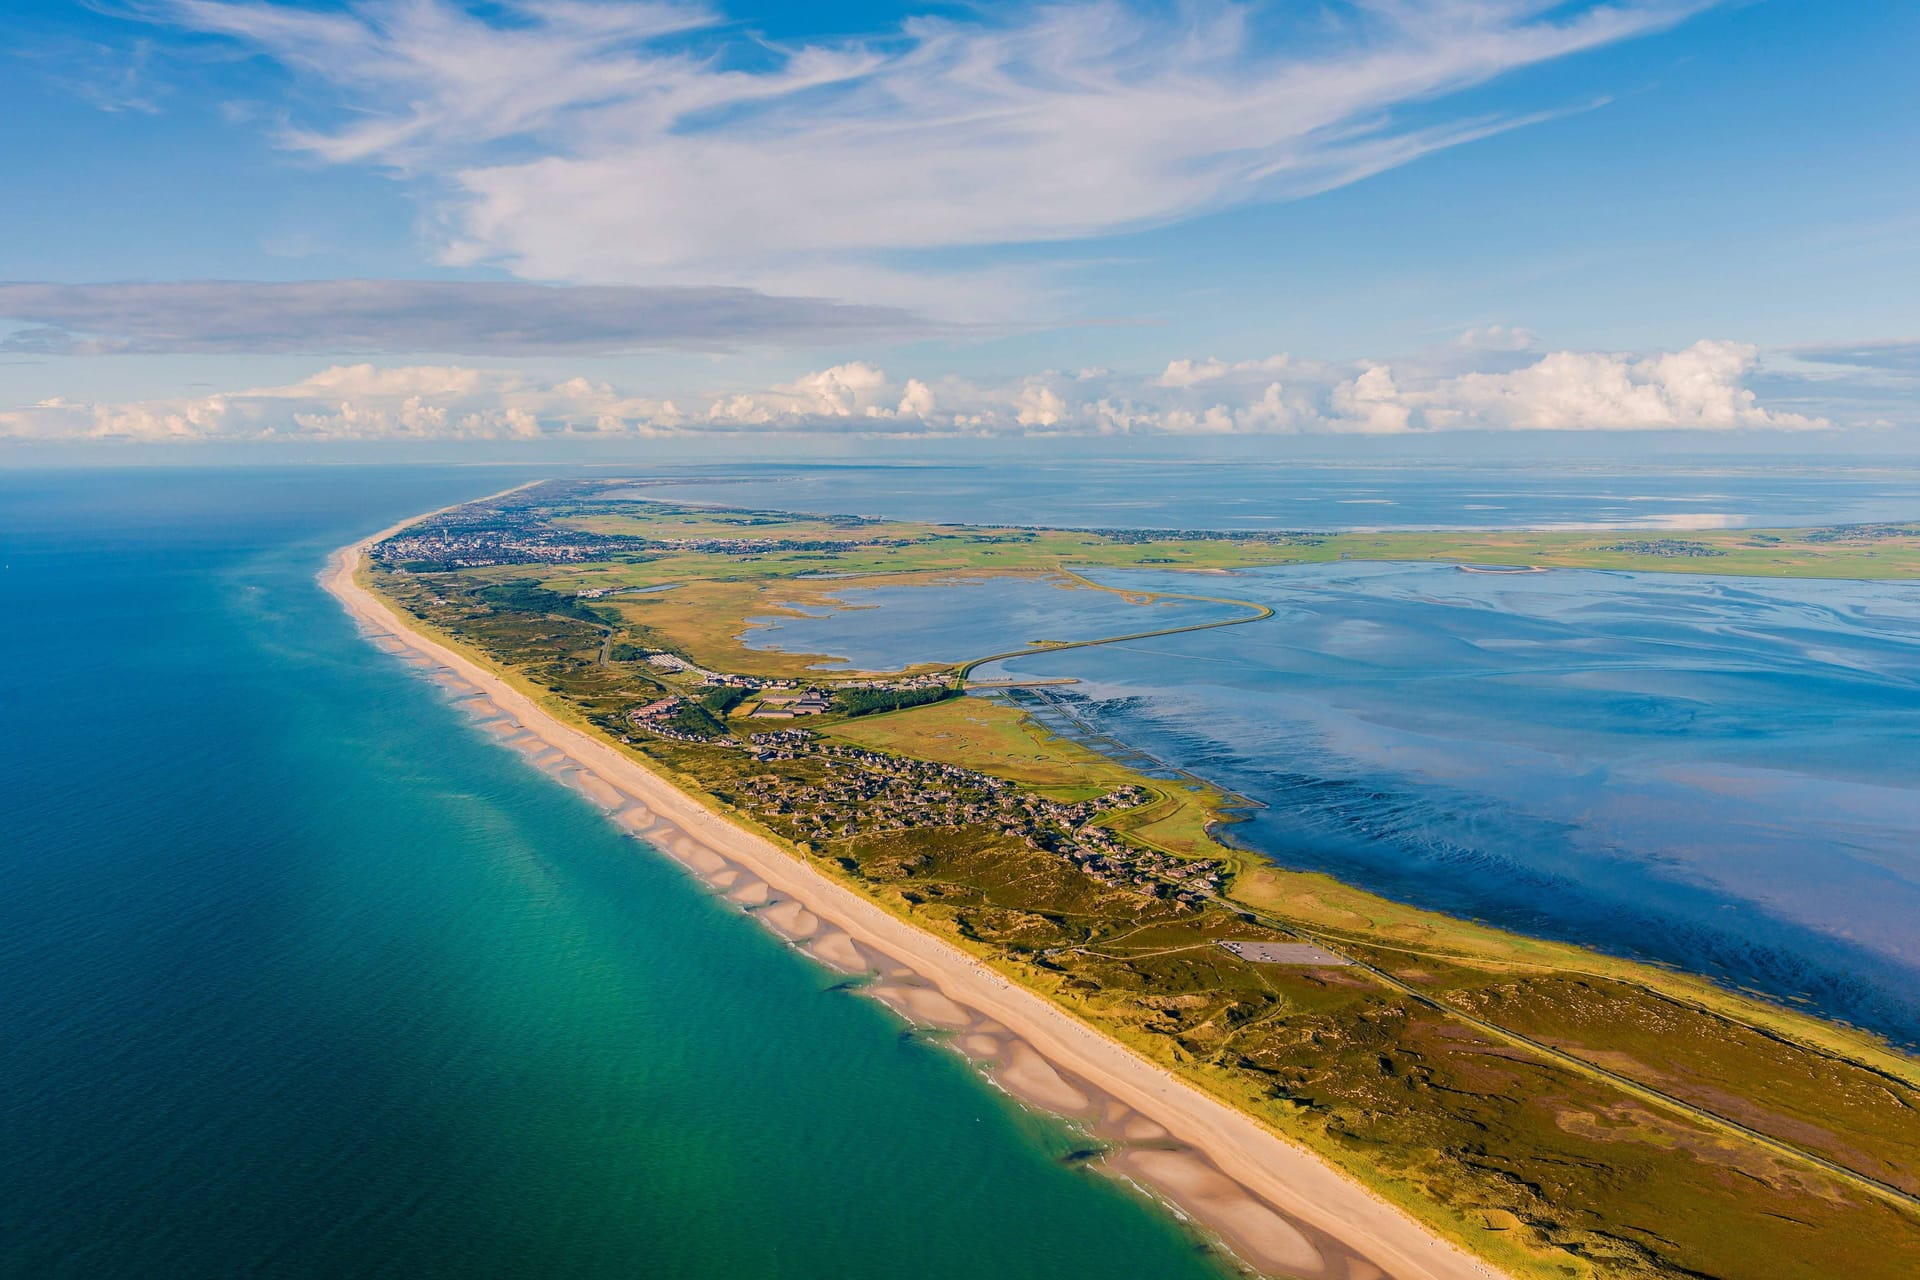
(366, 479, 1920, 1280)
(961, 562, 1920, 1048)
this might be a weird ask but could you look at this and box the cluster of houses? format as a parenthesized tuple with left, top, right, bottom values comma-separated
(374, 517, 652, 569)
(724, 739, 1224, 907)
(1597, 539, 1727, 558)
(750, 690, 834, 718)
(1046, 826, 1224, 907)
(618, 655, 944, 722)
(631, 652, 811, 695)
(835, 674, 948, 691)
(625, 696, 715, 744)
(746, 729, 816, 752)
(574, 584, 667, 600)
(644, 535, 900, 556)
(374, 512, 906, 572)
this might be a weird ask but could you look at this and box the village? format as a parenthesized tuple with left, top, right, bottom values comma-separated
(613, 645, 1225, 905)
(372, 509, 655, 569)
(724, 735, 1225, 908)
(372, 500, 908, 572)
(623, 650, 948, 728)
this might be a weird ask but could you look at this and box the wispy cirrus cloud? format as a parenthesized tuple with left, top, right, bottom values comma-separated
(3, 336, 1826, 442)
(0, 279, 926, 355)
(151, 0, 1719, 309)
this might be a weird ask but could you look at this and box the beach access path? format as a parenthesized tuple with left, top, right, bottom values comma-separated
(325, 512, 1511, 1280)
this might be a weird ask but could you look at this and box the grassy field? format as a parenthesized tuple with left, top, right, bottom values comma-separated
(825, 695, 1137, 793)
(364, 480, 1920, 1280)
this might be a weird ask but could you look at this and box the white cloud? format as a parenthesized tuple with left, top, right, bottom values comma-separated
(2, 338, 1827, 443)
(158, 0, 1717, 309)
(1156, 355, 1294, 388)
(1330, 364, 1415, 434)
(1402, 340, 1824, 431)
(706, 361, 900, 424)
(896, 378, 936, 419)
(0, 364, 679, 441)
(1455, 324, 1541, 352)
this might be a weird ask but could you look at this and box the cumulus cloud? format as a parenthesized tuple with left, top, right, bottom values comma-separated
(1157, 355, 1294, 389)
(0, 365, 680, 441)
(707, 362, 900, 424)
(153, 0, 1717, 307)
(1402, 340, 1823, 431)
(1455, 324, 1541, 353)
(3, 337, 1827, 443)
(0, 279, 924, 355)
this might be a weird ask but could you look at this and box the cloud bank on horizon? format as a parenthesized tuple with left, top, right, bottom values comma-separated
(2, 337, 1826, 441)
(4, 0, 1915, 444)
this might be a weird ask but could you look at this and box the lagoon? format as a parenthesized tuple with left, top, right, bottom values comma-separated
(994, 562, 1920, 1045)
(743, 573, 1249, 670)
(749, 551, 1920, 1044)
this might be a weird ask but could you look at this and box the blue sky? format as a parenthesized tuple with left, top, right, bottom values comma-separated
(2, 1, 1916, 450)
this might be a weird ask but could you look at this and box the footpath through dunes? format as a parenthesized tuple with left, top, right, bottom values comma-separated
(325, 530, 1508, 1280)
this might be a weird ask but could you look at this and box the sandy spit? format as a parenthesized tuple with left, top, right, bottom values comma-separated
(324, 518, 1510, 1280)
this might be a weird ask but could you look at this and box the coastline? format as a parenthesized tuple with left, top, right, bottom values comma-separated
(325, 520, 1510, 1280)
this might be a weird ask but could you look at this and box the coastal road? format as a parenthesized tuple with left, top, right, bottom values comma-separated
(953, 571, 1274, 681)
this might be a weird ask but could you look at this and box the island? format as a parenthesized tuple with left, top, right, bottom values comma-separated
(330, 479, 1920, 1280)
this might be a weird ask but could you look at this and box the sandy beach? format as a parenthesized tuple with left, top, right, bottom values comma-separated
(325, 516, 1510, 1280)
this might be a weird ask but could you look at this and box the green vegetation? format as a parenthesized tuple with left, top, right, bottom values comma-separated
(827, 695, 1137, 792)
(835, 684, 957, 717)
(364, 480, 1920, 1280)
(698, 685, 750, 716)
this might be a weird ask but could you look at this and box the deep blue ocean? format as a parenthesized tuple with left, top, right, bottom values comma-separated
(0, 469, 1223, 1279)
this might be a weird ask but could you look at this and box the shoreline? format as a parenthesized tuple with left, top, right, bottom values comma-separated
(325, 519, 1509, 1280)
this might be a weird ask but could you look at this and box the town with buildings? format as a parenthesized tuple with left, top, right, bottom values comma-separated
(374, 503, 922, 571)
(723, 734, 1224, 907)
(621, 674, 1225, 907)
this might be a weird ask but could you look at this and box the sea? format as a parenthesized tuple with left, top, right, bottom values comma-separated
(0, 468, 1225, 1280)
(3, 460, 1917, 1276)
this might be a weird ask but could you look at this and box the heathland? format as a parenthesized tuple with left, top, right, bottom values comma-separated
(359, 480, 1920, 1280)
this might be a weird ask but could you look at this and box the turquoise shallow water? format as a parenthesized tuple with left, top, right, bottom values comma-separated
(0, 469, 1222, 1279)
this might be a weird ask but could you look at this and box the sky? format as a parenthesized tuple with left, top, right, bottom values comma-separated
(2, 0, 1916, 455)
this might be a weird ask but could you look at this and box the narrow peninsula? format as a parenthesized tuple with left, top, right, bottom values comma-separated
(334, 480, 1920, 1280)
